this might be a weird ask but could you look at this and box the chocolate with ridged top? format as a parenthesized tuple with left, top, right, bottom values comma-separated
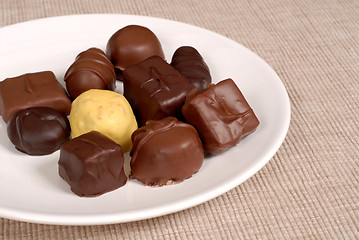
(0, 71, 71, 123)
(123, 56, 194, 126)
(58, 131, 127, 197)
(7, 107, 70, 156)
(130, 117, 204, 187)
(64, 48, 116, 99)
(106, 25, 165, 72)
(171, 46, 212, 90)
(182, 79, 260, 155)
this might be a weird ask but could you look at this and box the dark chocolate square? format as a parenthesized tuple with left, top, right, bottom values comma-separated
(123, 56, 194, 126)
(58, 131, 127, 197)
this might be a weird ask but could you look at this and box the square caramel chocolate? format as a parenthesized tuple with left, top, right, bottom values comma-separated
(123, 56, 194, 126)
(182, 78, 260, 155)
(58, 131, 127, 197)
(0, 71, 71, 123)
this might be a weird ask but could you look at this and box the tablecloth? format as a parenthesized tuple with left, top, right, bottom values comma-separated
(1, 0, 358, 239)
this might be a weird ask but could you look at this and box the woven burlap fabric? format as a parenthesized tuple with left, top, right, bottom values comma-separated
(1, 0, 358, 239)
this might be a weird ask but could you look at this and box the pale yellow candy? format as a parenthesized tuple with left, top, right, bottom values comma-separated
(69, 89, 137, 152)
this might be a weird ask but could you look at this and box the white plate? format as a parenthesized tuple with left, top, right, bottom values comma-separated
(0, 14, 290, 225)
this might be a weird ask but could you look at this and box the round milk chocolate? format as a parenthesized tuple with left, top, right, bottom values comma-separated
(7, 107, 71, 155)
(106, 25, 165, 71)
(130, 117, 204, 186)
(64, 48, 116, 99)
(171, 46, 212, 90)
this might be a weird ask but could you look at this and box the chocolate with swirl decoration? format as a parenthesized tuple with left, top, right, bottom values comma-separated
(64, 48, 116, 99)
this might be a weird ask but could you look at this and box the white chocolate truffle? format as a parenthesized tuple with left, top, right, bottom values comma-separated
(69, 89, 137, 152)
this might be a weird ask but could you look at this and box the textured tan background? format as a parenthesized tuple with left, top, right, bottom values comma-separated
(1, 0, 359, 239)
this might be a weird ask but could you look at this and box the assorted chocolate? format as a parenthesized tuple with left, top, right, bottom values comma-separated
(64, 47, 116, 99)
(7, 107, 70, 156)
(130, 117, 204, 186)
(1, 24, 260, 196)
(182, 79, 260, 155)
(171, 46, 212, 90)
(0, 71, 71, 123)
(106, 25, 165, 72)
(123, 55, 194, 126)
(69, 89, 138, 153)
(58, 131, 127, 197)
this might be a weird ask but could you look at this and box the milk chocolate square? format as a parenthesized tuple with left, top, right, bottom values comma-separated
(182, 78, 260, 155)
(123, 56, 194, 126)
(0, 71, 71, 122)
(58, 131, 127, 197)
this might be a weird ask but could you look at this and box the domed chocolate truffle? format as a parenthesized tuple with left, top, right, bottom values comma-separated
(130, 117, 204, 187)
(64, 48, 116, 99)
(106, 25, 165, 71)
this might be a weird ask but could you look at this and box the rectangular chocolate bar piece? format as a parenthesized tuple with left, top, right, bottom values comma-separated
(123, 56, 194, 126)
(182, 78, 260, 155)
(0, 71, 71, 123)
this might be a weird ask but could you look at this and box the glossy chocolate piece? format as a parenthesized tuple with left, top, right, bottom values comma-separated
(130, 117, 204, 186)
(64, 48, 116, 99)
(123, 56, 194, 126)
(7, 107, 70, 156)
(58, 131, 127, 197)
(182, 79, 260, 155)
(171, 46, 212, 90)
(106, 25, 165, 71)
(0, 71, 71, 123)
